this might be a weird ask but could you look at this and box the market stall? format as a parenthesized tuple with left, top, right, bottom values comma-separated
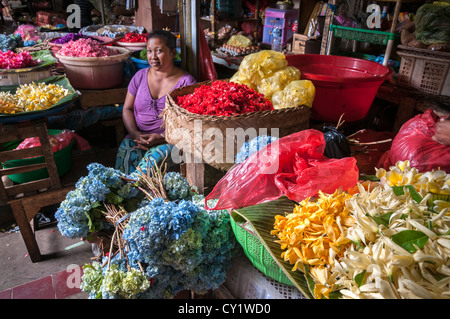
(0, 0, 449, 301)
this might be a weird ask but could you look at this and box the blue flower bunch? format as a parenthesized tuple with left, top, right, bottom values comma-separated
(55, 163, 142, 239)
(70, 169, 238, 299)
(235, 135, 279, 164)
(163, 171, 198, 200)
(0, 33, 23, 52)
(81, 256, 150, 299)
(119, 178, 238, 298)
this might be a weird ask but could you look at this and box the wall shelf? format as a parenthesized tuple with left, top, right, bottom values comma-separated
(201, 0, 260, 48)
(326, 0, 424, 66)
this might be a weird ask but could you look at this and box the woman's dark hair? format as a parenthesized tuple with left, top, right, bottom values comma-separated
(147, 30, 177, 51)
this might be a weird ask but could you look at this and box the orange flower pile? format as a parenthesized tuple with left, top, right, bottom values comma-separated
(272, 189, 355, 277)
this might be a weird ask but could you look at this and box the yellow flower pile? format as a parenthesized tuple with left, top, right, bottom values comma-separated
(272, 161, 450, 299)
(272, 190, 355, 298)
(376, 160, 450, 198)
(0, 92, 21, 114)
(0, 82, 71, 114)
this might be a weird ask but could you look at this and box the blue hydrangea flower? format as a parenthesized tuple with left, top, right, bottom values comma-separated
(56, 163, 141, 239)
(235, 135, 279, 164)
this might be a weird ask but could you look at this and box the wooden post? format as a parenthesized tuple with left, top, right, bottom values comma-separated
(10, 201, 42, 262)
(383, 0, 402, 66)
(185, 162, 205, 194)
(321, 0, 336, 55)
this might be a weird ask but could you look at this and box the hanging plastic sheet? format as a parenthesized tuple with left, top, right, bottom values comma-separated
(198, 26, 218, 82)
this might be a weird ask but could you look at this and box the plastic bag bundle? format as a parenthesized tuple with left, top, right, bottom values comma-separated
(379, 109, 450, 173)
(272, 80, 316, 109)
(230, 71, 257, 90)
(230, 50, 315, 108)
(205, 129, 359, 210)
(234, 50, 288, 85)
(415, 2, 450, 45)
(226, 34, 252, 47)
(257, 66, 301, 101)
(322, 126, 351, 159)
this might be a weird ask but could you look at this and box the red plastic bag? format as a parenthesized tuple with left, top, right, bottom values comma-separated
(378, 109, 450, 173)
(205, 129, 359, 210)
(15, 130, 91, 153)
(198, 26, 218, 82)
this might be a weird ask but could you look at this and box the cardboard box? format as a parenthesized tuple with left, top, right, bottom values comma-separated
(292, 33, 309, 54)
(264, 8, 298, 29)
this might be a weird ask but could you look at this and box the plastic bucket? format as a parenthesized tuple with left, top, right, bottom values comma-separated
(116, 41, 147, 52)
(286, 54, 393, 122)
(55, 46, 131, 90)
(130, 57, 149, 70)
(130, 51, 149, 70)
(1, 129, 74, 184)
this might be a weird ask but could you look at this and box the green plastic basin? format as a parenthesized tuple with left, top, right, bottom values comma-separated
(1, 129, 74, 184)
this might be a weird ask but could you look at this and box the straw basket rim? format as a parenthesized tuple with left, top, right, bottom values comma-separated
(162, 80, 311, 171)
(163, 80, 311, 121)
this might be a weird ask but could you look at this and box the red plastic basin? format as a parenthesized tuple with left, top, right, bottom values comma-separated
(286, 54, 393, 122)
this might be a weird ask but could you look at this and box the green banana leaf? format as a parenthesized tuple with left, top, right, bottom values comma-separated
(232, 197, 314, 299)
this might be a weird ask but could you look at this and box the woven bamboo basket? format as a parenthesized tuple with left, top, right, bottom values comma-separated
(162, 80, 311, 171)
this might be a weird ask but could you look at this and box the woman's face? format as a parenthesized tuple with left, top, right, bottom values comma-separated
(146, 37, 175, 70)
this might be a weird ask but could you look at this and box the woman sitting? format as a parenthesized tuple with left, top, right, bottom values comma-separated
(115, 30, 196, 175)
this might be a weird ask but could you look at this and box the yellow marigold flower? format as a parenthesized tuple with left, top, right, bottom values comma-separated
(273, 189, 355, 298)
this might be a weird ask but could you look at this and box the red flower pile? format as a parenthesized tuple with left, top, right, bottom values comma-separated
(120, 32, 148, 43)
(0, 50, 39, 69)
(177, 81, 273, 116)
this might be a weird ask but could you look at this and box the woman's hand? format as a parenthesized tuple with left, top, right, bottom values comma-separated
(133, 133, 166, 151)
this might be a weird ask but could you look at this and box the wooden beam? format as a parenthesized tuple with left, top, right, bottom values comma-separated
(79, 88, 127, 109)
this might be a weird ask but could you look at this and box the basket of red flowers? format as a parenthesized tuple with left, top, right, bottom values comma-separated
(163, 80, 310, 171)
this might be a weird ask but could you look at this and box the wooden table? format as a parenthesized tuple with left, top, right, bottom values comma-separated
(78, 87, 128, 145)
(376, 82, 450, 132)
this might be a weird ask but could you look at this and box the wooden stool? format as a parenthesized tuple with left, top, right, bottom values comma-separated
(0, 119, 74, 262)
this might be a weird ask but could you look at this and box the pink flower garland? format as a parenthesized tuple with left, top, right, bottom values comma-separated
(58, 38, 110, 57)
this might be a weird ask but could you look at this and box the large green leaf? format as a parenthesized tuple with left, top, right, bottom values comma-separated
(232, 197, 314, 299)
(391, 230, 428, 253)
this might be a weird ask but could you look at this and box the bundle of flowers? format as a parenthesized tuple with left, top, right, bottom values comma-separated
(0, 82, 71, 114)
(51, 33, 101, 45)
(235, 135, 279, 164)
(176, 80, 274, 116)
(120, 32, 148, 43)
(58, 38, 110, 57)
(56, 162, 238, 299)
(0, 33, 23, 52)
(55, 163, 142, 239)
(272, 160, 450, 299)
(0, 50, 39, 69)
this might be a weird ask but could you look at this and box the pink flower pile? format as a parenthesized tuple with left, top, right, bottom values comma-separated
(0, 50, 39, 69)
(58, 38, 110, 57)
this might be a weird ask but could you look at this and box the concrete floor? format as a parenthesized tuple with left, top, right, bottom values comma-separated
(0, 225, 93, 298)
